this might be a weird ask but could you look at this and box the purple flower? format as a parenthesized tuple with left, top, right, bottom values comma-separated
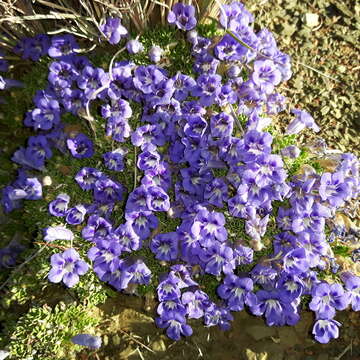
(286, 109, 320, 135)
(82, 215, 113, 241)
(309, 282, 349, 319)
(155, 313, 192, 341)
(114, 221, 140, 252)
(48, 60, 77, 88)
(133, 65, 166, 94)
(276, 273, 304, 302)
(66, 204, 87, 225)
(146, 186, 170, 212)
(192, 74, 222, 106)
(48, 248, 89, 287)
(312, 318, 341, 344)
(181, 290, 209, 319)
(101, 99, 132, 119)
(319, 171, 350, 207)
(131, 124, 165, 149)
(71, 334, 102, 349)
(48, 35, 79, 58)
(148, 46, 163, 63)
(204, 178, 228, 207)
(127, 259, 151, 285)
(281, 145, 300, 158)
(291, 198, 331, 233)
(44, 226, 74, 242)
(24, 91, 60, 130)
(77, 66, 109, 99)
(106, 117, 131, 143)
(219, 2, 254, 30)
(103, 149, 127, 172)
(250, 290, 292, 326)
(137, 147, 161, 171)
(172, 72, 196, 101)
(150, 232, 178, 261)
(214, 34, 247, 61)
(146, 79, 175, 107)
(100, 18, 128, 45)
(25, 135, 53, 169)
(126, 39, 144, 54)
(251, 59, 281, 94)
(245, 213, 269, 244)
(94, 178, 124, 203)
(191, 210, 227, 245)
(210, 112, 234, 138)
(49, 193, 70, 217)
(233, 245, 253, 266)
(200, 243, 234, 276)
(88, 239, 122, 279)
(341, 272, 360, 311)
(157, 299, 186, 318)
(66, 133, 94, 159)
(218, 275, 257, 311)
(157, 272, 181, 301)
(125, 210, 158, 240)
(167, 3, 197, 31)
(75, 167, 103, 191)
(282, 247, 310, 275)
(204, 303, 234, 331)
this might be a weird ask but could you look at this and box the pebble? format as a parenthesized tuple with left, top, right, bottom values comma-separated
(304, 13, 320, 28)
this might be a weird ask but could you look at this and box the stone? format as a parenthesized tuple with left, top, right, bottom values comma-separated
(244, 349, 268, 360)
(151, 338, 166, 352)
(112, 334, 121, 345)
(277, 327, 301, 348)
(316, 353, 329, 360)
(245, 325, 277, 341)
(304, 13, 320, 28)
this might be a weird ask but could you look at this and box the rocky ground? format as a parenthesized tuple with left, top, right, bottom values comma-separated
(84, 1, 360, 360)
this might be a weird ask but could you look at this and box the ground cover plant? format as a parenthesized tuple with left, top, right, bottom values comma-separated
(0, 1, 359, 359)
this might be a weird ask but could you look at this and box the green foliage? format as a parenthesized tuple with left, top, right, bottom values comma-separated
(197, 20, 220, 38)
(3, 302, 99, 360)
(197, 274, 220, 301)
(332, 244, 350, 257)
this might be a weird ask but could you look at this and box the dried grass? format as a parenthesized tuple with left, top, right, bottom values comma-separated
(0, 0, 222, 48)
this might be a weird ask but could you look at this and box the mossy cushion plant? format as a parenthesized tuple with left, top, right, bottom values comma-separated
(0, 1, 360, 358)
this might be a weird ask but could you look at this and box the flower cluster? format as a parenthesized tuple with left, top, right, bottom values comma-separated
(1, 1, 359, 345)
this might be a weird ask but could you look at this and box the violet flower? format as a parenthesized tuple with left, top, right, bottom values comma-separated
(167, 3, 197, 31)
(49, 193, 70, 217)
(155, 313, 193, 341)
(192, 74, 222, 106)
(103, 149, 127, 172)
(48, 35, 79, 58)
(44, 226, 74, 242)
(217, 274, 257, 311)
(75, 167, 103, 191)
(181, 290, 209, 319)
(94, 178, 124, 203)
(126, 39, 144, 54)
(100, 18, 128, 45)
(66, 204, 87, 225)
(146, 186, 170, 212)
(148, 46, 163, 63)
(150, 232, 178, 261)
(309, 282, 349, 319)
(114, 221, 141, 252)
(341, 272, 360, 311)
(286, 109, 320, 135)
(48, 248, 89, 287)
(312, 318, 341, 344)
(71, 334, 102, 349)
(66, 133, 94, 159)
(81, 215, 113, 241)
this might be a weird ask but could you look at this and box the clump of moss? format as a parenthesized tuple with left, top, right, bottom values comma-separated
(2, 302, 99, 360)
